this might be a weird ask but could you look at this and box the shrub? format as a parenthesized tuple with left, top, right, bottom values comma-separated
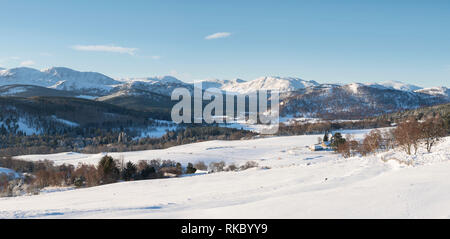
(0, 177, 40, 197)
(121, 161, 137, 181)
(73, 164, 99, 187)
(225, 163, 238, 172)
(337, 141, 351, 158)
(360, 129, 382, 155)
(137, 160, 156, 179)
(209, 161, 226, 173)
(97, 155, 120, 184)
(240, 161, 259, 170)
(330, 132, 346, 149)
(194, 161, 207, 171)
(323, 132, 329, 142)
(382, 129, 396, 150)
(185, 163, 197, 174)
(34, 169, 52, 188)
(73, 176, 85, 187)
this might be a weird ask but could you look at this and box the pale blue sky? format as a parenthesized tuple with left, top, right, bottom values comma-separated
(0, 0, 449, 87)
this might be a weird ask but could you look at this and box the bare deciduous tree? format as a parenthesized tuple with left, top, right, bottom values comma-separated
(394, 118, 422, 155)
(420, 116, 446, 153)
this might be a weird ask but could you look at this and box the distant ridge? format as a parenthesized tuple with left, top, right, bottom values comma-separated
(0, 66, 448, 119)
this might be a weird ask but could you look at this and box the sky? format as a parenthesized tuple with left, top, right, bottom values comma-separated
(0, 0, 449, 87)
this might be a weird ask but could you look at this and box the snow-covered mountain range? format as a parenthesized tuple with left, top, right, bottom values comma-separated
(200, 77, 320, 94)
(415, 86, 450, 97)
(0, 66, 448, 119)
(365, 81, 423, 92)
(117, 76, 193, 96)
(0, 67, 120, 95)
(1, 66, 447, 97)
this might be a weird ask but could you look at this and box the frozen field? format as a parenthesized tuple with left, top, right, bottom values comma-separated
(1, 129, 450, 219)
(14, 129, 375, 167)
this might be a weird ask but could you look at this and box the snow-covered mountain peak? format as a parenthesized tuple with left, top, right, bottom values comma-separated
(0, 67, 41, 77)
(121, 76, 185, 85)
(116, 76, 191, 96)
(42, 66, 77, 74)
(149, 76, 185, 84)
(366, 80, 423, 92)
(251, 76, 319, 90)
(415, 86, 450, 98)
(43, 66, 118, 85)
(0, 66, 447, 102)
(0, 66, 120, 95)
(231, 78, 246, 84)
(197, 78, 245, 90)
(216, 76, 319, 94)
(344, 83, 365, 94)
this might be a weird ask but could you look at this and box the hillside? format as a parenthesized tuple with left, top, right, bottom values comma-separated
(0, 85, 79, 98)
(4, 131, 450, 218)
(0, 67, 119, 96)
(0, 96, 171, 136)
(97, 87, 174, 112)
(1, 66, 449, 120)
(375, 103, 450, 122)
(280, 84, 448, 119)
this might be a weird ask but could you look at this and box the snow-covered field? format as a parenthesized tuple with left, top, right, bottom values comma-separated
(14, 129, 373, 167)
(2, 129, 450, 219)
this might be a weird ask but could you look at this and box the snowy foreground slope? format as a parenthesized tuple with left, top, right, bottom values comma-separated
(2, 130, 450, 219)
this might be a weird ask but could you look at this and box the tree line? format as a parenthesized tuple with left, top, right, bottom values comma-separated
(331, 116, 448, 158)
(0, 126, 256, 157)
(1, 154, 261, 197)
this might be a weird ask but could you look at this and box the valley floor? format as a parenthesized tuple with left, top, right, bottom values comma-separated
(2, 129, 450, 218)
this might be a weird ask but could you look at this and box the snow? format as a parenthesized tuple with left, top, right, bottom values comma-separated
(415, 87, 450, 98)
(280, 116, 361, 126)
(116, 76, 190, 96)
(0, 86, 28, 96)
(0, 67, 447, 100)
(119, 76, 185, 85)
(15, 129, 373, 166)
(346, 83, 363, 94)
(75, 95, 97, 100)
(0, 117, 42, 135)
(0, 67, 120, 94)
(203, 76, 319, 94)
(366, 81, 423, 92)
(39, 186, 76, 195)
(199, 78, 245, 90)
(0, 168, 21, 179)
(17, 119, 41, 135)
(51, 115, 80, 127)
(219, 122, 278, 134)
(135, 126, 178, 139)
(4, 129, 450, 218)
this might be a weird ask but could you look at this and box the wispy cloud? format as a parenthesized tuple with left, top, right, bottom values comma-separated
(71, 44, 138, 55)
(151, 55, 161, 60)
(20, 60, 35, 67)
(205, 32, 232, 40)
